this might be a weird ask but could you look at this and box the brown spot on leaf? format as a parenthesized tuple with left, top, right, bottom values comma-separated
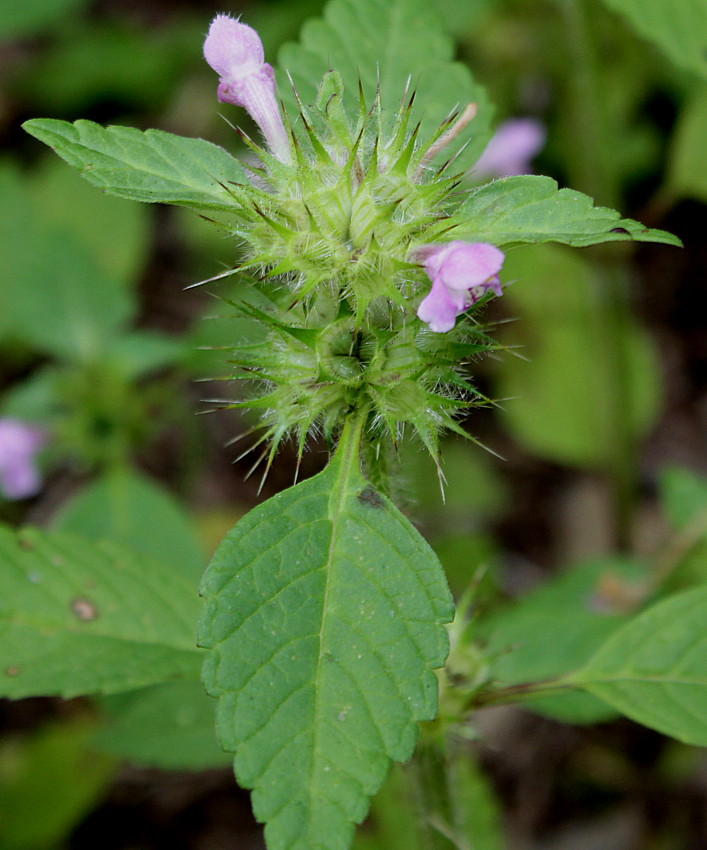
(18, 537, 33, 551)
(5, 666, 20, 677)
(357, 486, 384, 509)
(71, 597, 98, 621)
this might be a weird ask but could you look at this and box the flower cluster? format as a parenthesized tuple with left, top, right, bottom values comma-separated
(201, 16, 506, 467)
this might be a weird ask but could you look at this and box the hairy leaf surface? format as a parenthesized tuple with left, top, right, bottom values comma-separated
(277, 0, 492, 167)
(451, 176, 682, 247)
(0, 527, 201, 699)
(199, 427, 453, 850)
(22, 119, 248, 210)
(570, 586, 707, 745)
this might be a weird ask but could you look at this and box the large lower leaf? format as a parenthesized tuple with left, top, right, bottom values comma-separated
(0, 527, 201, 699)
(599, 0, 707, 80)
(569, 586, 707, 745)
(450, 175, 682, 247)
(199, 422, 453, 850)
(22, 119, 248, 210)
(277, 0, 492, 168)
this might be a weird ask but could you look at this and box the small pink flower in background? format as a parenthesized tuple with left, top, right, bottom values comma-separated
(203, 15, 291, 163)
(416, 242, 505, 333)
(0, 419, 46, 500)
(473, 118, 546, 179)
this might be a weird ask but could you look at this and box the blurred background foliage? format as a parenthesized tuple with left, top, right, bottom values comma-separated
(1, 0, 706, 847)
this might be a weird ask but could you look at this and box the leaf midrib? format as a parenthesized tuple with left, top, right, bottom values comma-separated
(307, 419, 363, 835)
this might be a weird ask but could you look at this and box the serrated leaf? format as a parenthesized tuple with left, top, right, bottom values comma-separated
(477, 557, 646, 723)
(599, 0, 707, 79)
(199, 424, 453, 850)
(22, 119, 248, 210)
(95, 680, 230, 770)
(0, 526, 201, 699)
(450, 175, 682, 247)
(569, 586, 707, 745)
(277, 0, 492, 168)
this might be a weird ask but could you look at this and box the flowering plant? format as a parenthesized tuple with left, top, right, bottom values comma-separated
(9, 1, 702, 849)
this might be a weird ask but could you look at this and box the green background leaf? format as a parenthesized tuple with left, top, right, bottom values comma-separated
(0, 718, 115, 850)
(0, 0, 86, 38)
(199, 433, 453, 850)
(94, 680, 230, 770)
(493, 245, 661, 468)
(277, 0, 493, 168)
(451, 175, 682, 247)
(52, 470, 205, 583)
(599, 0, 707, 79)
(0, 164, 133, 360)
(28, 154, 150, 287)
(0, 527, 201, 699)
(666, 84, 707, 204)
(571, 585, 707, 745)
(22, 119, 248, 210)
(478, 557, 646, 723)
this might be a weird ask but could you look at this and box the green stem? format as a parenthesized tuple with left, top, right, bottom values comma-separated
(469, 678, 577, 709)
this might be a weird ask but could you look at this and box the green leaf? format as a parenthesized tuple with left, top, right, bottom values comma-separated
(199, 423, 453, 850)
(666, 84, 707, 204)
(94, 680, 230, 770)
(29, 154, 150, 286)
(22, 119, 249, 210)
(0, 0, 86, 38)
(0, 718, 115, 850)
(0, 164, 134, 360)
(599, 0, 707, 79)
(450, 175, 682, 247)
(53, 469, 205, 582)
(658, 467, 707, 589)
(277, 0, 493, 167)
(477, 557, 646, 723)
(570, 585, 707, 745)
(102, 331, 183, 379)
(0, 526, 201, 699)
(493, 245, 661, 468)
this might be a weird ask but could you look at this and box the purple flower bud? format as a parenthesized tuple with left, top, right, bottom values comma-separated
(0, 419, 47, 500)
(416, 242, 505, 333)
(203, 15, 291, 163)
(473, 118, 545, 179)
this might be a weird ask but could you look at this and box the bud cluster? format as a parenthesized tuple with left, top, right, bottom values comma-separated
(203, 17, 505, 475)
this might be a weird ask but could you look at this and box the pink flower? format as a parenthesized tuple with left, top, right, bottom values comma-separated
(0, 419, 46, 500)
(416, 242, 505, 333)
(473, 118, 545, 179)
(203, 15, 291, 163)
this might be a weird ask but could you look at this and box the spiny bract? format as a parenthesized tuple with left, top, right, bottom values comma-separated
(205, 71, 502, 475)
